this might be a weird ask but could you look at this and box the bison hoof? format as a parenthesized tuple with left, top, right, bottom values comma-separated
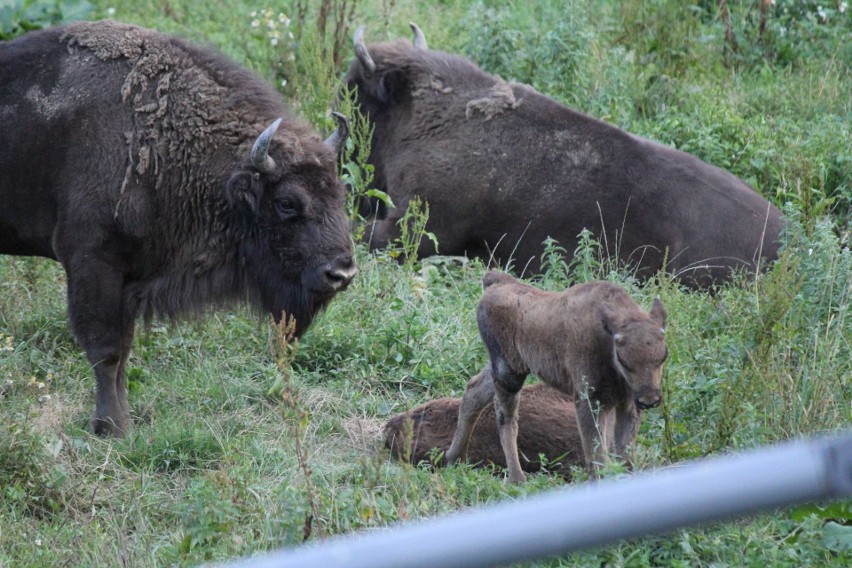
(508, 471, 527, 484)
(92, 414, 129, 437)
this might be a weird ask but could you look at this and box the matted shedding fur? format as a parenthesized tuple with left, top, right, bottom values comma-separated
(465, 82, 522, 120)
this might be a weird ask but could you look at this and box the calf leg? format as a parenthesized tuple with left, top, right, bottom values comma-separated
(63, 254, 133, 436)
(445, 367, 495, 464)
(613, 401, 642, 469)
(575, 396, 607, 475)
(494, 383, 525, 484)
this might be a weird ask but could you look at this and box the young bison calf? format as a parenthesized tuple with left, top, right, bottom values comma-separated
(446, 271, 668, 483)
(383, 378, 583, 479)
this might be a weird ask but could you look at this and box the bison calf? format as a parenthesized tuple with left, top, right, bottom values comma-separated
(384, 378, 583, 479)
(446, 271, 667, 483)
(0, 22, 356, 436)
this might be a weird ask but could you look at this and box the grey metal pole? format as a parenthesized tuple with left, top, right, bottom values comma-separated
(219, 433, 852, 568)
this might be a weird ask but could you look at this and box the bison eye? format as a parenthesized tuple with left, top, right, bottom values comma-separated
(274, 199, 299, 220)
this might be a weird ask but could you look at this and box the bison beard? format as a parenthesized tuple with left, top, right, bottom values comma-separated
(345, 25, 785, 288)
(0, 21, 356, 436)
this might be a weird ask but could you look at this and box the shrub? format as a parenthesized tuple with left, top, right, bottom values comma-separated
(0, 0, 92, 40)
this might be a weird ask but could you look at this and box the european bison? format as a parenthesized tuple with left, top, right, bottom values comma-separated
(0, 21, 356, 436)
(445, 272, 667, 483)
(384, 377, 584, 479)
(345, 24, 784, 288)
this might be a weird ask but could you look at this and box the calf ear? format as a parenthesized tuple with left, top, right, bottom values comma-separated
(226, 171, 263, 215)
(600, 308, 614, 336)
(650, 298, 667, 328)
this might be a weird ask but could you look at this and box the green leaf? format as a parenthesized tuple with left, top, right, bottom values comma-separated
(821, 522, 852, 552)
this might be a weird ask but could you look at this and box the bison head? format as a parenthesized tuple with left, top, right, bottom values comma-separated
(344, 23, 479, 118)
(224, 114, 356, 336)
(604, 299, 668, 410)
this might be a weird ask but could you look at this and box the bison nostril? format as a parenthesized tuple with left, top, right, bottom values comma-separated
(324, 259, 357, 290)
(636, 394, 662, 410)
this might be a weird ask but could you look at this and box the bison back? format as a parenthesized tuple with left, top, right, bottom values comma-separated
(383, 382, 582, 478)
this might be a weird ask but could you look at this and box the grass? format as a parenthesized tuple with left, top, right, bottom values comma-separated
(1, 0, 851, 566)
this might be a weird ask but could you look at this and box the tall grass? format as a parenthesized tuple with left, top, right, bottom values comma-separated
(1, 0, 850, 566)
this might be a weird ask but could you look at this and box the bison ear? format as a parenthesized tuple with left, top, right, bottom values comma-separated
(650, 297, 667, 328)
(600, 308, 614, 336)
(376, 69, 410, 104)
(226, 171, 263, 214)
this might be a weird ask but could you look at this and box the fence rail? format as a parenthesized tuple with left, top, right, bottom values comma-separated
(217, 432, 852, 568)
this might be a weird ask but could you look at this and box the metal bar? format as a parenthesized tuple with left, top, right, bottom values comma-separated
(219, 433, 852, 568)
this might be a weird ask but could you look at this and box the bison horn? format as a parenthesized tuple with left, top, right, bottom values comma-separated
(324, 112, 350, 154)
(251, 118, 282, 175)
(353, 25, 377, 77)
(409, 22, 428, 50)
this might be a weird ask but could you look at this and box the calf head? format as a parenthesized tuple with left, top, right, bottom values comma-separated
(225, 114, 356, 335)
(603, 299, 668, 409)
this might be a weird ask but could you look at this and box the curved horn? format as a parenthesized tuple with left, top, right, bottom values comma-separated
(409, 22, 427, 50)
(324, 112, 350, 154)
(353, 25, 377, 77)
(251, 118, 282, 175)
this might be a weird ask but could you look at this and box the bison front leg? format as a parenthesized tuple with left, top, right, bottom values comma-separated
(575, 395, 607, 476)
(612, 401, 642, 469)
(445, 367, 496, 465)
(64, 254, 133, 436)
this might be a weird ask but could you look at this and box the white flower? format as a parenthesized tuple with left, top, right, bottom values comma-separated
(250, 10, 257, 18)
(107, 7, 115, 16)
(37, 382, 45, 389)
(280, 79, 288, 88)
(38, 394, 51, 403)
(35, 539, 42, 546)
(817, 5, 827, 21)
(840, 2, 847, 14)
(251, 19, 260, 28)
(270, 38, 279, 46)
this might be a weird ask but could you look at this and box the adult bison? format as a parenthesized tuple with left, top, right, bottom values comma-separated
(0, 21, 356, 436)
(345, 24, 784, 287)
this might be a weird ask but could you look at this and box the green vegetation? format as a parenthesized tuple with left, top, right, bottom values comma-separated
(1, 0, 850, 566)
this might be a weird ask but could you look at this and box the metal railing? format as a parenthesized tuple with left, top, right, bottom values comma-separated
(217, 432, 852, 568)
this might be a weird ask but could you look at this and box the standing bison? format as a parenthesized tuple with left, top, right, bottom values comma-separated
(0, 21, 356, 436)
(345, 25, 784, 287)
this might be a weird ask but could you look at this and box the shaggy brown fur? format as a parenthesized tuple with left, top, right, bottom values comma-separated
(345, 26, 783, 288)
(384, 379, 583, 479)
(0, 22, 355, 436)
(446, 271, 667, 483)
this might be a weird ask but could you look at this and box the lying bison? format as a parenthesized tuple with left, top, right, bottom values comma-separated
(0, 21, 356, 436)
(384, 378, 584, 479)
(345, 24, 783, 287)
(446, 272, 667, 483)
